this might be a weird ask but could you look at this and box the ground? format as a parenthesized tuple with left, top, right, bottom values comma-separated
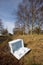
(0, 34, 43, 65)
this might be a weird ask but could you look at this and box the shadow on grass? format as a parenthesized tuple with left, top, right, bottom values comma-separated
(32, 63, 41, 65)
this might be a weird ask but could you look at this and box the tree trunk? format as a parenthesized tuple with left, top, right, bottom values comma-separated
(31, 16, 34, 34)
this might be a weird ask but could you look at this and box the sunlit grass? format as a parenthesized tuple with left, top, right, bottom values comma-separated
(0, 34, 43, 65)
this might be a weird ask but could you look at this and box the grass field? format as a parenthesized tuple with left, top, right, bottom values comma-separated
(0, 34, 43, 65)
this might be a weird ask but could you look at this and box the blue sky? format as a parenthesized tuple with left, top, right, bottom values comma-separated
(0, 0, 22, 33)
(0, 0, 43, 33)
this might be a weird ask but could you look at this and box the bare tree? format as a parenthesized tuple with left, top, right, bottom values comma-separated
(36, 5, 43, 34)
(2, 28, 8, 35)
(16, 0, 43, 34)
(0, 19, 4, 35)
(13, 20, 25, 34)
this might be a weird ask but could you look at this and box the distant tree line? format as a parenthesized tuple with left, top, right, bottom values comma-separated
(0, 19, 8, 35)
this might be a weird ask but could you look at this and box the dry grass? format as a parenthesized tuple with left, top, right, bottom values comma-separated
(12, 34, 43, 65)
(0, 34, 43, 65)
